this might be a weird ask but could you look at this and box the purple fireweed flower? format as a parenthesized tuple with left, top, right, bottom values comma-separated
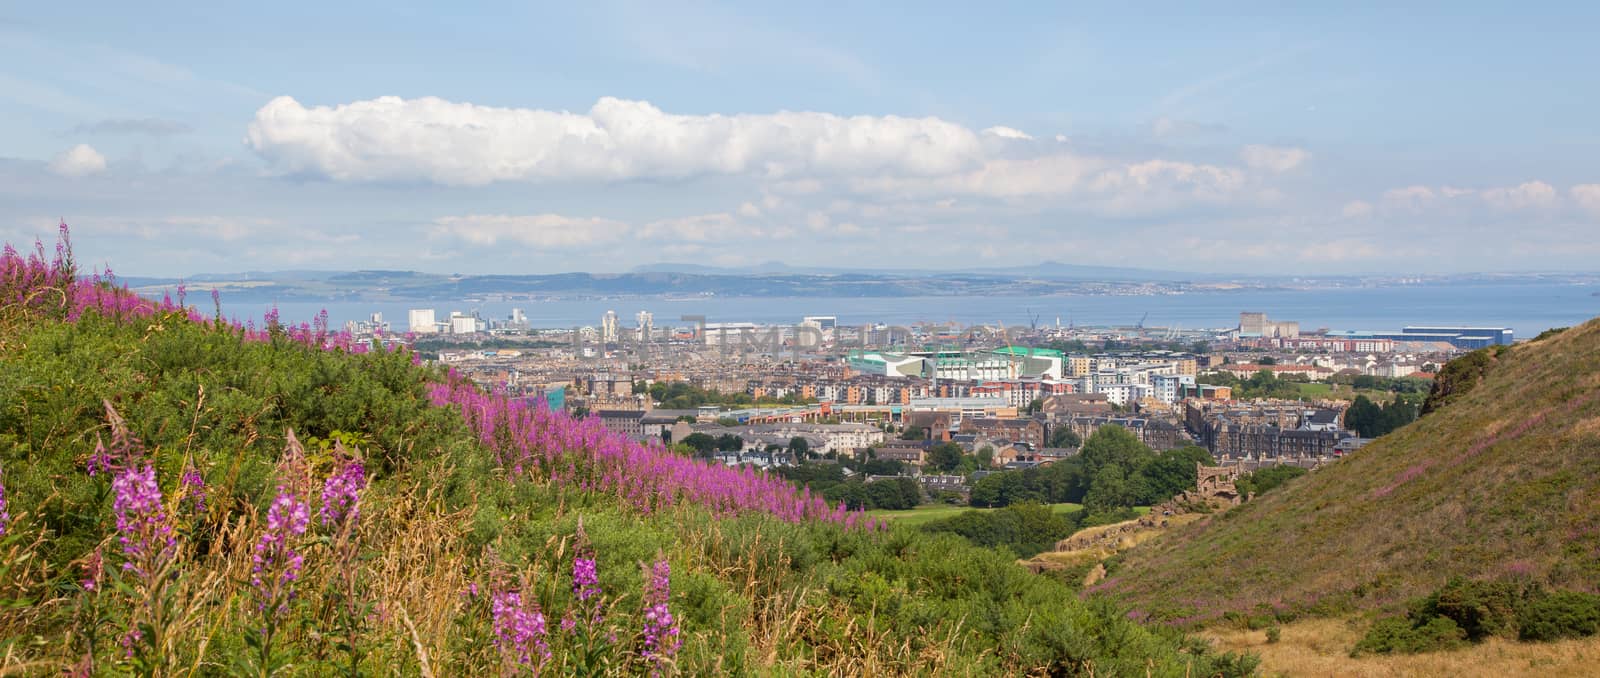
(251, 486, 310, 614)
(112, 465, 175, 576)
(319, 454, 366, 529)
(640, 557, 681, 670)
(573, 556, 602, 603)
(81, 547, 104, 592)
(0, 462, 10, 537)
(180, 465, 206, 515)
(492, 590, 551, 670)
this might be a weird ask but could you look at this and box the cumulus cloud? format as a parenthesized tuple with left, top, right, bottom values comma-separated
(429, 214, 628, 248)
(1573, 184, 1600, 217)
(1481, 181, 1557, 210)
(1239, 144, 1309, 172)
(637, 212, 745, 241)
(1341, 200, 1374, 218)
(1378, 181, 1561, 212)
(48, 144, 107, 177)
(981, 126, 1032, 140)
(246, 96, 985, 185)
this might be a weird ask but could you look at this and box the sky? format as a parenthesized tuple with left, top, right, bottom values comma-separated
(2, 2, 1599, 276)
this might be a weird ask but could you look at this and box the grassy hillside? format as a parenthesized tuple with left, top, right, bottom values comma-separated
(0, 229, 1255, 676)
(1105, 320, 1600, 625)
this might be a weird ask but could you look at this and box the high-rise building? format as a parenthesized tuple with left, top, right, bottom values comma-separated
(601, 310, 619, 344)
(408, 308, 437, 334)
(510, 308, 526, 326)
(449, 311, 480, 335)
(635, 310, 653, 341)
(802, 316, 837, 331)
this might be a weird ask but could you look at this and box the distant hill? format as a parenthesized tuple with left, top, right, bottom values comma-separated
(631, 260, 1198, 281)
(1107, 319, 1600, 623)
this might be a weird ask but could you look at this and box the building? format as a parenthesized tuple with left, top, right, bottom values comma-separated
(847, 351, 927, 377)
(596, 410, 646, 440)
(959, 418, 1045, 449)
(635, 311, 653, 342)
(601, 310, 620, 344)
(1149, 373, 1197, 404)
(448, 311, 480, 335)
(802, 316, 837, 331)
(988, 346, 1065, 378)
(1327, 326, 1514, 350)
(1238, 312, 1300, 339)
(408, 308, 438, 334)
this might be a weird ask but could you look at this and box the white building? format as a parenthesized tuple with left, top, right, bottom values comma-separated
(449, 312, 480, 335)
(601, 310, 619, 344)
(408, 309, 438, 334)
(1148, 373, 1197, 404)
(1093, 383, 1151, 407)
(635, 310, 653, 342)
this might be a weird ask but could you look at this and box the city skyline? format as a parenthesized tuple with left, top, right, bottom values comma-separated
(4, 3, 1600, 276)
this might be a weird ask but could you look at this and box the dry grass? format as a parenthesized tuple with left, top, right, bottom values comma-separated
(1108, 317, 1600, 620)
(1207, 617, 1600, 677)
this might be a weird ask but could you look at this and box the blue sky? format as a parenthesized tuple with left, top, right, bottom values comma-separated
(3, 2, 1598, 275)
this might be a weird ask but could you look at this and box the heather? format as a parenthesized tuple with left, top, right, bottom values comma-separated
(1102, 316, 1600, 628)
(0, 229, 1255, 675)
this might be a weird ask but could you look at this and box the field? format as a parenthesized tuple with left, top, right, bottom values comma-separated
(1207, 617, 1600, 677)
(867, 502, 1084, 527)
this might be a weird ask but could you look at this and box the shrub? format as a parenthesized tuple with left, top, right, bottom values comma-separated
(1518, 591, 1600, 642)
(1416, 577, 1524, 641)
(1352, 614, 1468, 656)
(1265, 625, 1281, 643)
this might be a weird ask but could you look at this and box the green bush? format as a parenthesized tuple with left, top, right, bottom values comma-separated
(1352, 615, 1468, 656)
(1518, 591, 1600, 642)
(1416, 577, 1525, 641)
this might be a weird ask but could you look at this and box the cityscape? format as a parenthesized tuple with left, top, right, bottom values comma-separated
(5, 3, 1600, 676)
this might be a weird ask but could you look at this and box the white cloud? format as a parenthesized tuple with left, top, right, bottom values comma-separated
(1379, 181, 1560, 213)
(637, 212, 745, 241)
(981, 126, 1032, 140)
(1239, 144, 1309, 173)
(1481, 181, 1557, 210)
(1573, 184, 1600, 217)
(1341, 200, 1374, 218)
(48, 144, 107, 177)
(1382, 185, 1436, 207)
(429, 214, 627, 248)
(246, 95, 985, 185)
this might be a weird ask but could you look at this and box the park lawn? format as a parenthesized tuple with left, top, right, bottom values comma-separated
(869, 502, 1085, 528)
(1296, 382, 1334, 398)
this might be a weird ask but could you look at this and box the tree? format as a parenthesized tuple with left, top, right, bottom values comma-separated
(1134, 446, 1213, 504)
(1079, 425, 1152, 475)
(899, 425, 927, 441)
(976, 445, 995, 468)
(1025, 398, 1044, 414)
(1049, 427, 1081, 449)
(715, 433, 744, 452)
(1083, 465, 1135, 512)
(681, 432, 718, 457)
(788, 436, 811, 460)
(926, 442, 965, 473)
(1258, 356, 1278, 365)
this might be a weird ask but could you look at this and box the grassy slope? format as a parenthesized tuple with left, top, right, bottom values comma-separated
(1206, 617, 1600, 677)
(867, 502, 1083, 528)
(1107, 319, 1600, 623)
(0, 308, 1252, 675)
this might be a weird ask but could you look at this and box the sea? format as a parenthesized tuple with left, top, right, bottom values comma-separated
(218, 282, 1599, 339)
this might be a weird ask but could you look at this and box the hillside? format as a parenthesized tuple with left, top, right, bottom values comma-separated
(0, 229, 1255, 675)
(1105, 320, 1600, 624)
